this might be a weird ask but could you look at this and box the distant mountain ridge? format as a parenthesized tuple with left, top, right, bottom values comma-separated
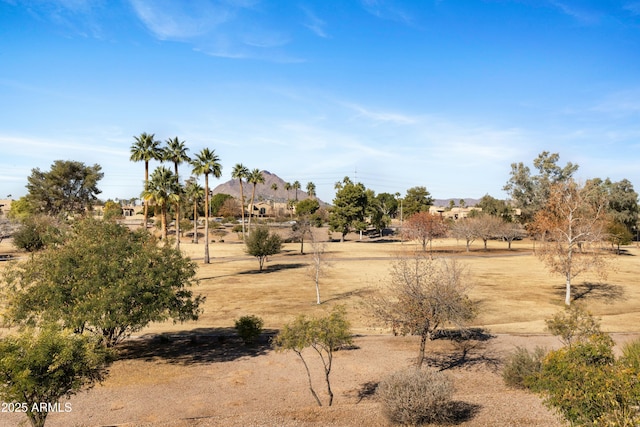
(211, 170, 313, 203)
(212, 171, 478, 208)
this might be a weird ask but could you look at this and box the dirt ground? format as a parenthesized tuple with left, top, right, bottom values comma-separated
(1, 225, 640, 426)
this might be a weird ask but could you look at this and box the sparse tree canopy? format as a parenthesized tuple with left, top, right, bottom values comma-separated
(504, 151, 578, 224)
(402, 212, 448, 252)
(0, 324, 112, 427)
(103, 199, 123, 221)
(4, 218, 203, 347)
(531, 179, 609, 306)
(273, 305, 352, 406)
(244, 225, 282, 271)
(370, 253, 475, 368)
(26, 160, 103, 218)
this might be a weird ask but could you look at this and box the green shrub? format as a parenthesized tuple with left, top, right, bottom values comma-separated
(232, 224, 243, 233)
(532, 333, 640, 426)
(377, 368, 454, 425)
(235, 315, 264, 345)
(621, 338, 640, 372)
(502, 346, 546, 389)
(545, 305, 602, 347)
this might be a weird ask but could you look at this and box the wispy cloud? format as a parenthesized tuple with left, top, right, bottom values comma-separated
(548, 1, 601, 24)
(301, 6, 328, 38)
(344, 103, 418, 125)
(5, 0, 107, 38)
(129, 0, 300, 61)
(624, 2, 640, 15)
(359, 0, 413, 25)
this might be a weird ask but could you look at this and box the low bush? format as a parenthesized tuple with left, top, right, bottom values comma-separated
(502, 346, 546, 389)
(235, 315, 264, 345)
(621, 338, 640, 372)
(377, 368, 454, 425)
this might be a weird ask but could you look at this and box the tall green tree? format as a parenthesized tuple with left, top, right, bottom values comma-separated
(247, 169, 265, 234)
(25, 160, 103, 218)
(402, 186, 433, 217)
(191, 148, 222, 263)
(130, 132, 163, 228)
(232, 163, 249, 239)
(141, 167, 180, 242)
(587, 178, 639, 234)
(0, 324, 112, 427)
(163, 137, 190, 250)
(328, 177, 368, 242)
(504, 151, 579, 225)
(3, 218, 203, 347)
(476, 194, 514, 220)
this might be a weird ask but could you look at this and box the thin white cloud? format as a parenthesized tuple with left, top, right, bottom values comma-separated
(548, 1, 601, 24)
(624, 2, 640, 15)
(359, 0, 413, 25)
(301, 6, 328, 38)
(345, 103, 418, 125)
(129, 0, 235, 40)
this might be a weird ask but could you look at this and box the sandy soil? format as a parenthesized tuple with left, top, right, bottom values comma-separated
(1, 331, 596, 427)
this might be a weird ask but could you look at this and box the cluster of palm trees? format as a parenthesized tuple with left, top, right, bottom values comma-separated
(130, 132, 318, 263)
(130, 132, 221, 263)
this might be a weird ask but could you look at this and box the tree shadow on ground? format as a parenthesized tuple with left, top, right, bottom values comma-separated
(444, 401, 483, 425)
(117, 327, 277, 365)
(237, 263, 307, 274)
(553, 282, 625, 303)
(426, 328, 502, 372)
(322, 287, 376, 304)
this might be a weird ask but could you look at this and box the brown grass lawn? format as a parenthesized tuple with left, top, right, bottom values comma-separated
(1, 228, 640, 426)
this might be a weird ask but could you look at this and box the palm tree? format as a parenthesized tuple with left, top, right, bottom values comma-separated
(271, 183, 278, 216)
(191, 148, 222, 263)
(163, 137, 190, 250)
(130, 132, 163, 228)
(306, 181, 316, 199)
(232, 164, 249, 239)
(185, 178, 204, 244)
(141, 167, 180, 242)
(284, 182, 292, 218)
(293, 180, 301, 201)
(247, 169, 265, 233)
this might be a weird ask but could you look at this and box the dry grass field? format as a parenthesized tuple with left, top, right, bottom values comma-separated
(1, 226, 640, 426)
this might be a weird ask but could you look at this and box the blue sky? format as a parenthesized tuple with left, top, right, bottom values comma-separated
(2, 0, 640, 204)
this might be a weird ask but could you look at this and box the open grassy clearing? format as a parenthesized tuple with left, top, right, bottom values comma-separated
(135, 230, 640, 337)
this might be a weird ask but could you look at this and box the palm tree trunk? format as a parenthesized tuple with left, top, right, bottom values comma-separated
(239, 181, 246, 239)
(193, 201, 198, 243)
(161, 205, 167, 241)
(248, 185, 257, 235)
(174, 163, 180, 250)
(143, 161, 149, 228)
(204, 174, 210, 263)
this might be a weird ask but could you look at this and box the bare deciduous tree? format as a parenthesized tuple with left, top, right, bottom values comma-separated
(308, 235, 331, 304)
(401, 212, 448, 254)
(370, 252, 476, 368)
(531, 180, 609, 306)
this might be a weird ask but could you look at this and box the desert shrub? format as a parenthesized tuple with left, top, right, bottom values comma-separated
(532, 333, 640, 426)
(232, 224, 243, 233)
(377, 368, 454, 425)
(235, 315, 264, 345)
(502, 346, 546, 389)
(621, 338, 640, 372)
(545, 304, 602, 347)
(531, 309, 640, 426)
(12, 215, 64, 252)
